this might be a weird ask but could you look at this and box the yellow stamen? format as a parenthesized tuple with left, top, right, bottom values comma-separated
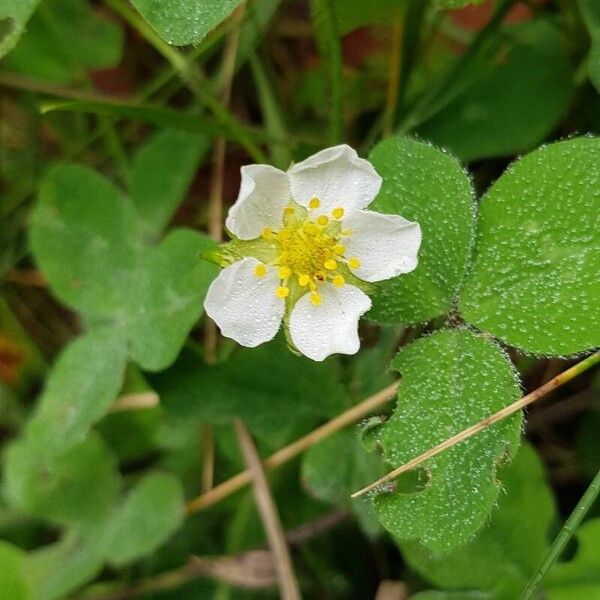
(316, 215, 329, 226)
(332, 207, 344, 219)
(261, 227, 273, 240)
(303, 222, 318, 235)
(254, 263, 267, 277)
(309, 197, 320, 209)
(342, 228, 353, 236)
(284, 206, 295, 215)
(348, 257, 361, 269)
(276, 286, 290, 298)
(278, 266, 291, 279)
(332, 274, 345, 288)
(310, 293, 321, 306)
(333, 244, 345, 255)
(298, 274, 311, 287)
(324, 259, 337, 270)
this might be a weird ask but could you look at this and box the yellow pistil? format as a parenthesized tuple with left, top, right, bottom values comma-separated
(348, 257, 361, 269)
(268, 202, 352, 301)
(255, 263, 267, 277)
(309, 197, 321, 209)
(332, 207, 344, 219)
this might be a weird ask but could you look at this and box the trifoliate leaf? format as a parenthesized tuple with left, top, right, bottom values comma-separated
(368, 137, 474, 325)
(4, 432, 121, 526)
(131, 0, 244, 45)
(371, 329, 522, 551)
(104, 473, 185, 566)
(3, 0, 123, 84)
(131, 129, 209, 237)
(24, 328, 127, 455)
(0, 542, 31, 600)
(459, 137, 600, 356)
(0, 0, 41, 59)
(400, 443, 556, 594)
(31, 164, 218, 371)
(417, 21, 573, 162)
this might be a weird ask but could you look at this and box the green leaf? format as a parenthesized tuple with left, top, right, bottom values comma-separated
(131, 129, 209, 237)
(125, 228, 218, 370)
(0, 0, 41, 59)
(0, 542, 31, 600)
(459, 137, 600, 356)
(4, 433, 121, 526)
(371, 329, 522, 551)
(27, 530, 106, 600)
(546, 518, 600, 599)
(131, 0, 244, 45)
(368, 136, 474, 325)
(302, 429, 384, 536)
(577, 0, 600, 93)
(24, 329, 127, 455)
(104, 473, 185, 566)
(31, 164, 218, 371)
(3, 0, 123, 84)
(400, 444, 556, 594)
(417, 21, 573, 162)
(150, 337, 344, 448)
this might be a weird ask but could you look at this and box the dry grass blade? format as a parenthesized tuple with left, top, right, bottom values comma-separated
(234, 418, 302, 600)
(351, 351, 600, 498)
(186, 380, 399, 514)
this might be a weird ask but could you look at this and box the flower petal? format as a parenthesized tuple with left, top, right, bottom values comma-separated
(288, 145, 382, 214)
(204, 257, 284, 347)
(289, 283, 371, 361)
(342, 209, 422, 282)
(225, 165, 291, 240)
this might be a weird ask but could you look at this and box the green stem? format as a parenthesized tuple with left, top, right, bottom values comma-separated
(104, 0, 267, 162)
(249, 52, 293, 168)
(397, 0, 516, 134)
(520, 462, 600, 599)
(312, 0, 343, 144)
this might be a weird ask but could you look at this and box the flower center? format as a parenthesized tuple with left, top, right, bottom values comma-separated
(255, 198, 361, 306)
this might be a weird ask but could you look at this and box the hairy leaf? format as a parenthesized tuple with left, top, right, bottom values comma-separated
(371, 329, 522, 551)
(132, 0, 244, 45)
(368, 137, 474, 325)
(459, 137, 600, 355)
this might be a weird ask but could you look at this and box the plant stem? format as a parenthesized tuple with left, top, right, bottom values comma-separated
(312, 0, 343, 144)
(103, 0, 267, 162)
(519, 465, 600, 600)
(352, 351, 600, 498)
(397, 0, 516, 134)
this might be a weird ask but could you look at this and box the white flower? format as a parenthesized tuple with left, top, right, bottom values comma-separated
(204, 145, 421, 361)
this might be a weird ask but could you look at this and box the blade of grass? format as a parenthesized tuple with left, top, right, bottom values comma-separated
(311, 0, 343, 144)
(519, 465, 600, 599)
